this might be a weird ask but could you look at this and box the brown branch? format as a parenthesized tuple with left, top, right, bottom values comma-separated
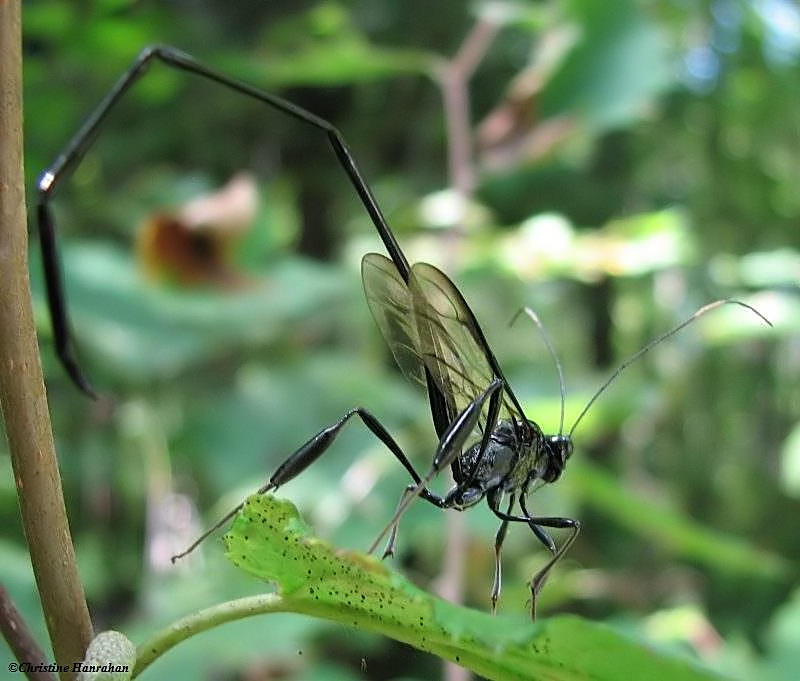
(439, 17, 502, 195)
(0, 4, 93, 680)
(0, 584, 55, 681)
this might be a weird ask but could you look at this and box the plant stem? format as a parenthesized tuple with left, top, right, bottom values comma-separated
(133, 594, 285, 677)
(0, 4, 93, 679)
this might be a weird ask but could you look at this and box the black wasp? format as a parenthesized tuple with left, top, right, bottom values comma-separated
(170, 252, 581, 618)
(361, 252, 580, 617)
(358, 255, 770, 616)
(37, 46, 771, 618)
(171, 250, 767, 618)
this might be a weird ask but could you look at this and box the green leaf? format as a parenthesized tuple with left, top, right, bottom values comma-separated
(225, 494, 727, 681)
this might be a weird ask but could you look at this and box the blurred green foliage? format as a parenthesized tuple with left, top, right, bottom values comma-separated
(3, 0, 799, 679)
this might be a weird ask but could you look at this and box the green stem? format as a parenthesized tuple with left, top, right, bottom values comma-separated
(133, 595, 286, 677)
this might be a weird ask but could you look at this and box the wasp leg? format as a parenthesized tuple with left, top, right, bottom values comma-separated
(488, 493, 516, 614)
(172, 406, 440, 562)
(368, 377, 504, 555)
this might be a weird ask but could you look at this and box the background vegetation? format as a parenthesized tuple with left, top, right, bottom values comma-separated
(3, 0, 799, 679)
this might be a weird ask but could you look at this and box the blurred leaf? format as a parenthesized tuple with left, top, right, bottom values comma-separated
(763, 587, 800, 681)
(570, 459, 791, 581)
(493, 207, 695, 281)
(541, 0, 676, 132)
(31, 243, 349, 385)
(225, 4, 435, 86)
(246, 43, 434, 86)
(779, 422, 800, 499)
(710, 249, 800, 289)
(23, 1, 77, 41)
(225, 494, 727, 681)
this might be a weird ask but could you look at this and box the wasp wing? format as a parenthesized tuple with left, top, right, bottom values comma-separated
(363, 252, 535, 453)
(408, 261, 529, 435)
(363, 252, 457, 438)
(362, 252, 428, 389)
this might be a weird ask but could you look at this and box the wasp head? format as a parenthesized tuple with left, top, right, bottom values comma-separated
(542, 434, 572, 483)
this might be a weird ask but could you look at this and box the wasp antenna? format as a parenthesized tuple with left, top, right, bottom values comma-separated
(568, 298, 772, 437)
(510, 307, 567, 435)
